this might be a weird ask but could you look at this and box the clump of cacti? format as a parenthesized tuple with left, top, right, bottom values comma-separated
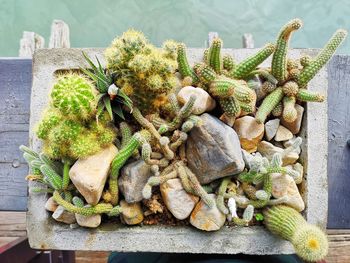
(256, 20, 347, 123)
(25, 23, 341, 261)
(36, 73, 117, 160)
(105, 29, 179, 114)
(264, 205, 328, 262)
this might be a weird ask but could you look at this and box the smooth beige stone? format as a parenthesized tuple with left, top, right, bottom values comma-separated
(257, 141, 299, 166)
(75, 206, 102, 228)
(52, 205, 76, 224)
(69, 145, 118, 205)
(274, 125, 293, 142)
(233, 116, 264, 153)
(281, 104, 304, 134)
(160, 178, 199, 220)
(190, 194, 226, 231)
(120, 200, 144, 225)
(271, 173, 305, 212)
(45, 196, 58, 212)
(177, 86, 216, 114)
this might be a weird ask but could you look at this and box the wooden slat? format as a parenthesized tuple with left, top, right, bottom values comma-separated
(0, 212, 26, 237)
(327, 55, 350, 229)
(75, 251, 109, 263)
(0, 59, 31, 211)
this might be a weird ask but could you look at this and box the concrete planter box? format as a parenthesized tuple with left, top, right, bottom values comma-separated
(27, 48, 327, 254)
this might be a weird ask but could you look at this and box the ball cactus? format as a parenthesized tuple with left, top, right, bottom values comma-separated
(51, 73, 97, 120)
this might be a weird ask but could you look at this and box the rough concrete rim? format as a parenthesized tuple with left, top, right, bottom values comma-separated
(27, 48, 328, 254)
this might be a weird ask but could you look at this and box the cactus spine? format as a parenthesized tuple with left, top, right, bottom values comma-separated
(271, 19, 303, 83)
(282, 96, 297, 122)
(177, 43, 199, 85)
(232, 43, 275, 79)
(264, 205, 328, 262)
(208, 38, 223, 73)
(109, 131, 150, 205)
(53, 191, 122, 216)
(297, 29, 347, 88)
(256, 87, 284, 123)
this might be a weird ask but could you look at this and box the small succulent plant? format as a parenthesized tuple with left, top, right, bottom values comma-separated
(80, 52, 133, 120)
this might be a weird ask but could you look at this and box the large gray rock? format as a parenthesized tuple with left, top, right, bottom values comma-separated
(186, 113, 244, 184)
(119, 160, 152, 203)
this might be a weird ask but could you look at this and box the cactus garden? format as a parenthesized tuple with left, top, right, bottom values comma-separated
(22, 19, 347, 261)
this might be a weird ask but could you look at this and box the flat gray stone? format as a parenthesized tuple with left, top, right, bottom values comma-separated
(265, 119, 280, 141)
(119, 160, 152, 203)
(186, 113, 244, 184)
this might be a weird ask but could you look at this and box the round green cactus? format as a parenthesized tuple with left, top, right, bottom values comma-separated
(51, 73, 97, 120)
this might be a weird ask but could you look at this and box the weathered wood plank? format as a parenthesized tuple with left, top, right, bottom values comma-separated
(242, 33, 254, 48)
(19, 31, 45, 57)
(0, 212, 26, 237)
(0, 59, 31, 211)
(327, 55, 350, 229)
(49, 20, 70, 48)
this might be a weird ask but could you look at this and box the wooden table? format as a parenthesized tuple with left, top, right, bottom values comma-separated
(0, 57, 349, 262)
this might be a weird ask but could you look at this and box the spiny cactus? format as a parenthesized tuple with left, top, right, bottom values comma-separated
(53, 191, 122, 216)
(297, 29, 347, 88)
(227, 198, 254, 226)
(264, 205, 328, 262)
(223, 54, 235, 71)
(175, 163, 214, 208)
(231, 43, 276, 79)
(177, 43, 199, 85)
(271, 18, 303, 83)
(282, 96, 297, 122)
(256, 87, 284, 123)
(20, 145, 71, 193)
(51, 73, 97, 120)
(109, 130, 151, 205)
(142, 170, 178, 199)
(216, 177, 231, 214)
(105, 29, 178, 114)
(162, 40, 179, 60)
(207, 38, 223, 73)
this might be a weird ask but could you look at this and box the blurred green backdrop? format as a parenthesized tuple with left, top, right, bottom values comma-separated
(0, 0, 349, 56)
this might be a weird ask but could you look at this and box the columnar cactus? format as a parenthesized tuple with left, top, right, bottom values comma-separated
(207, 38, 223, 73)
(271, 19, 303, 83)
(109, 130, 151, 205)
(297, 29, 348, 88)
(264, 205, 328, 261)
(53, 191, 122, 217)
(231, 43, 276, 79)
(256, 87, 284, 123)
